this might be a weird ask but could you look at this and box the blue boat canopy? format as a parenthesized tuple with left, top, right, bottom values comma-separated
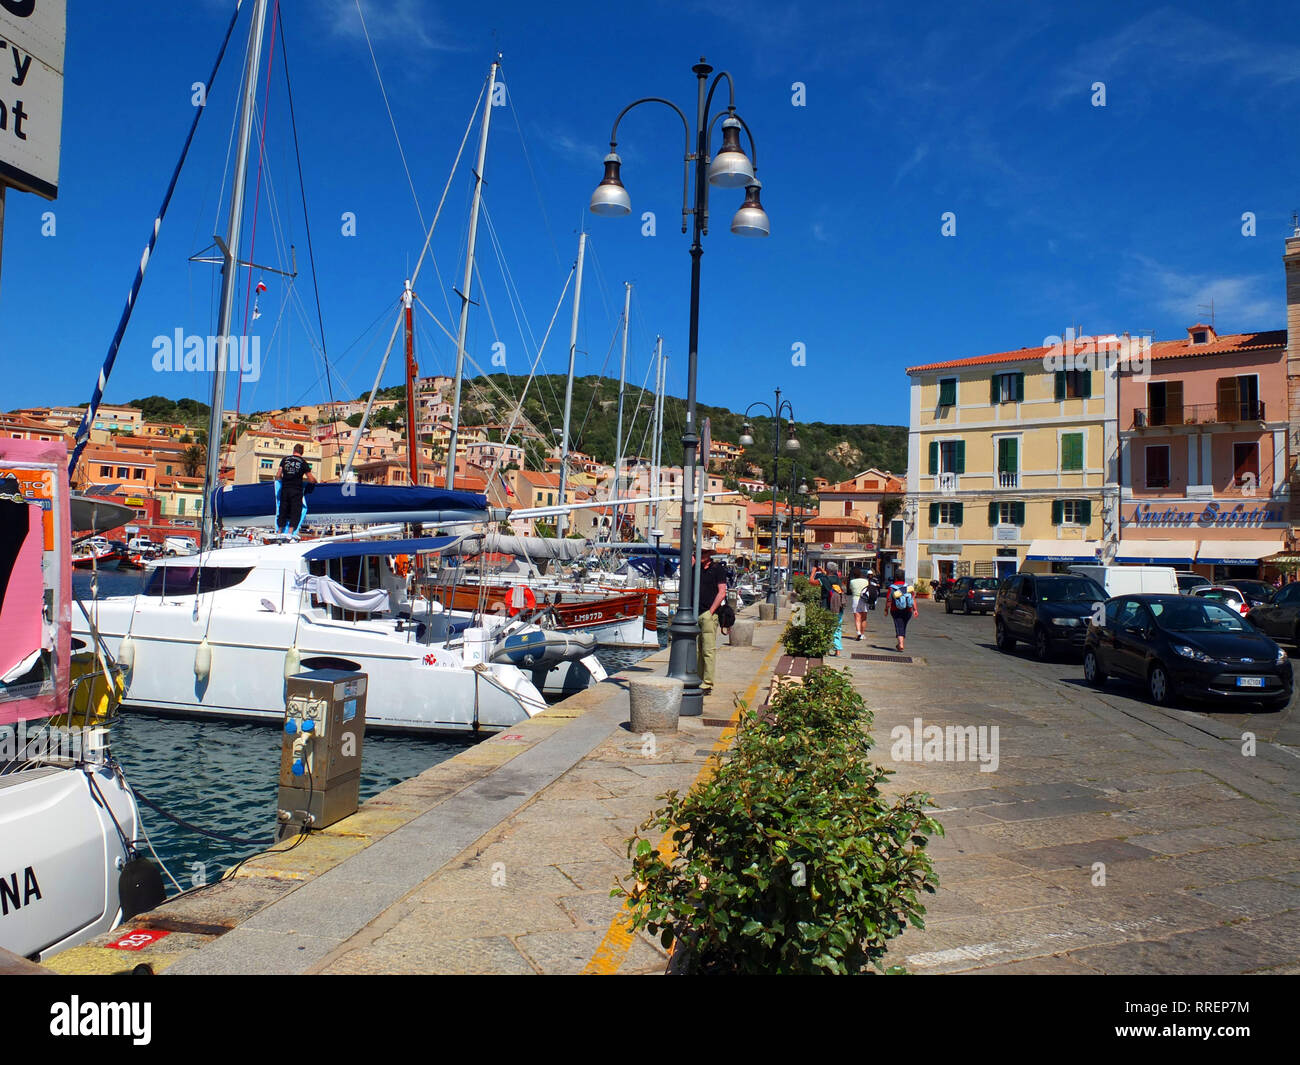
(214, 482, 488, 527)
(303, 536, 463, 561)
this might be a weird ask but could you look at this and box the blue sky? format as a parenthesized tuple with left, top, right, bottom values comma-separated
(3, 0, 1300, 431)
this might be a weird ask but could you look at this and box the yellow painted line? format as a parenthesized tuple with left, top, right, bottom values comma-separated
(582, 635, 786, 974)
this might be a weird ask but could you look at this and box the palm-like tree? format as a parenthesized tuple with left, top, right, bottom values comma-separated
(182, 444, 205, 478)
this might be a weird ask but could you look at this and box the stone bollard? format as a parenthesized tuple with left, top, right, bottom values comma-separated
(758, 602, 777, 621)
(628, 676, 684, 733)
(729, 617, 756, 647)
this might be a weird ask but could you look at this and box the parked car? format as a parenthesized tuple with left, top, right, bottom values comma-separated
(1068, 564, 1179, 597)
(1221, 579, 1276, 608)
(1192, 585, 1252, 619)
(1083, 593, 1291, 709)
(995, 572, 1106, 660)
(1176, 572, 1212, 594)
(1243, 580, 1300, 644)
(945, 576, 998, 615)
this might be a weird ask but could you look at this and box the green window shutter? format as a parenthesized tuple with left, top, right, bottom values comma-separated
(952, 503, 963, 526)
(1013, 501, 1026, 525)
(988, 502, 998, 525)
(928, 503, 939, 525)
(1062, 433, 1083, 471)
(955, 439, 966, 474)
(1015, 373, 1025, 401)
(990, 375, 999, 404)
(939, 378, 956, 406)
(1054, 371, 1065, 400)
(928, 441, 938, 474)
(1051, 500, 1063, 525)
(1079, 500, 1092, 525)
(998, 438, 1018, 472)
(1081, 372, 1093, 398)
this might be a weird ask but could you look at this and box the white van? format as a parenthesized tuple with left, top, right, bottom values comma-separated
(1068, 564, 1179, 598)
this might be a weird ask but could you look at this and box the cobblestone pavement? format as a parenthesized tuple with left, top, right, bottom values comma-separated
(858, 602, 1300, 975)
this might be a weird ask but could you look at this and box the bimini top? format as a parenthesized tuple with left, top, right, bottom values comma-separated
(213, 482, 489, 527)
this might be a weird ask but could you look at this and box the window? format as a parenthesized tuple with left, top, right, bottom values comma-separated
(843, 500, 852, 517)
(988, 501, 1026, 525)
(938, 377, 957, 407)
(116, 467, 128, 479)
(177, 499, 185, 516)
(142, 565, 253, 597)
(890, 518, 904, 547)
(1145, 445, 1171, 488)
(99, 465, 111, 477)
(1051, 499, 1092, 525)
(990, 372, 1024, 404)
(1216, 375, 1261, 421)
(928, 502, 963, 526)
(260, 459, 273, 470)
(1233, 442, 1260, 488)
(133, 468, 145, 479)
(997, 437, 1019, 486)
(1192, 330, 1208, 344)
(1147, 381, 1184, 426)
(1060, 433, 1084, 472)
(927, 439, 966, 476)
(1054, 369, 1092, 399)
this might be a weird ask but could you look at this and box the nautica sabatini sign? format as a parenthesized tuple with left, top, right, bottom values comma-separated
(1122, 501, 1284, 528)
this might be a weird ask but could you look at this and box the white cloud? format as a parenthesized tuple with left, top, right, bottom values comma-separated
(1132, 254, 1276, 330)
(322, 0, 463, 53)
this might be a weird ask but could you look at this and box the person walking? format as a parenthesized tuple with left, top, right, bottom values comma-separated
(696, 549, 727, 695)
(867, 571, 880, 611)
(849, 566, 870, 641)
(887, 582, 918, 652)
(275, 443, 317, 538)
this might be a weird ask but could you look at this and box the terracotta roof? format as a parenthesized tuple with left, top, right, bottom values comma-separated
(1146, 329, 1285, 362)
(516, 470, 562, 488)
(805, 515, 871, 529)
(907, 345, 1054, 374)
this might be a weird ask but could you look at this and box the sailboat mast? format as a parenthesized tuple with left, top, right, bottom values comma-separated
(556, 231, 586, 538)
(609, 280, 631, 543)
(446, 59, 499, 491)
(650, 335, 664, 538)
(403, 279, 419, 485)
(201, 0, 269, 553)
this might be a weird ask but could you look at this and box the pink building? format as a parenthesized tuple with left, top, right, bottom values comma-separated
(1117, 324, 1288, 579)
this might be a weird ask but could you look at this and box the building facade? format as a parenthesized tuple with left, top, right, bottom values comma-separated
(905, 340, 1120, 583)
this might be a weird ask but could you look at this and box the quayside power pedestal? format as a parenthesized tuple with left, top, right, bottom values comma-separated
(277, 669, 368, 841)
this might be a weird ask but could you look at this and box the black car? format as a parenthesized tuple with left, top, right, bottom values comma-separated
(1222, 579, 1276, 608)
(1083, 594, 1292, 709)
(995, 573, 1106, 660)
(1176, 572, 1211, 594)
(945, 576, 998, 615)
(1245, 581, 1300, 644)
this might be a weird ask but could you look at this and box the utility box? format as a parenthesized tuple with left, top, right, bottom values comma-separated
(276, 669, 368, 841)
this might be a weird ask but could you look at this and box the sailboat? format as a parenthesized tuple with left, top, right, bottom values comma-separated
(1, 438, 162, 961)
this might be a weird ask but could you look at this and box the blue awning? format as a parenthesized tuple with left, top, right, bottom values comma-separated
(303, 536, 460, 561)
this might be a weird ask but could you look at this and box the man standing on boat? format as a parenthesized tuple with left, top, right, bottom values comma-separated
(696, 549, 727, 696)
(275, 443, 316, 537)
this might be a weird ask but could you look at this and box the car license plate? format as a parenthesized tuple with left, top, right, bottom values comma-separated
(1236, 676, 1266, 688)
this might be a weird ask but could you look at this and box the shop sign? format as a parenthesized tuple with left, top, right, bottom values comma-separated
(1122, 501, 1284, 529)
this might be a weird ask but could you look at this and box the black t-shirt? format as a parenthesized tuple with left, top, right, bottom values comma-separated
(279, 454, 309, 486)
(697, 562, 726, 615)
(815, 571, 838, 605)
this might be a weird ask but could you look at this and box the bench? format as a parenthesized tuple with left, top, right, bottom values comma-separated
(764, 654, 823, 710)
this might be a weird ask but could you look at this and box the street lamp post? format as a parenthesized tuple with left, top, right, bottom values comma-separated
(590, 58, 769, 718)
(787, 465, 807, 588)
(740, 388, 798, 605)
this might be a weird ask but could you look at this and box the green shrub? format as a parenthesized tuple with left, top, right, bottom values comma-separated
(792, 575, 822, 607)
(781, 603, 840, 657)
(616, 667, 943, 974)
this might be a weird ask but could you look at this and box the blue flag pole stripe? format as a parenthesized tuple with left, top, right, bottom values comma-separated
(68, 1, 246, 481)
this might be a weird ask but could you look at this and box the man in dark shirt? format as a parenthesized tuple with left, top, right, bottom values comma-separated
(695, 549, 728, 694)
(275, 443, 316, 536)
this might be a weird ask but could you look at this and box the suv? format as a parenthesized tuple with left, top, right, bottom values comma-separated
(995, 572, 1106, 660)
(1176, 572, 1211, 595)
(945, 576, 998, 615)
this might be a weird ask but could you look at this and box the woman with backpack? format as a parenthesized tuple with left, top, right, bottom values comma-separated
(887, 582, 919, 652)
(849, 567, 870, 641)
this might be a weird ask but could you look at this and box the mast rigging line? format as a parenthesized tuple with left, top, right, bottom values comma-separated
(67, 0, 247, 481)
(342, 76, 488, 480)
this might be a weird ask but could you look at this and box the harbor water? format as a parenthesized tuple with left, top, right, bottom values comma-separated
(73, 568, 665, 891)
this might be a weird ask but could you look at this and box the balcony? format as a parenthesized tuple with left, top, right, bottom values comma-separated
(1131, 401, 1265, 429)
(997, 470, 1019, 488)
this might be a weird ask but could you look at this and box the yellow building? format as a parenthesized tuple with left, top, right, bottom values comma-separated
(905, 338, 1121, 583)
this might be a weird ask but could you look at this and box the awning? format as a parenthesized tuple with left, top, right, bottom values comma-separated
(1196, 540, 1283, 566)
(1025, 539, 1101, 562)
(1114, 540, 1196, 565)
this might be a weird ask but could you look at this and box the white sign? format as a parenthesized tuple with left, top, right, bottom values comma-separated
(0, 0, 65, 199)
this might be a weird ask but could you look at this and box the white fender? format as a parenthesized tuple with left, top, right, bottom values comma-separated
(116, 634, 136, 671)
(284, 644, 301, 679)
(194, 637, 212, 681)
